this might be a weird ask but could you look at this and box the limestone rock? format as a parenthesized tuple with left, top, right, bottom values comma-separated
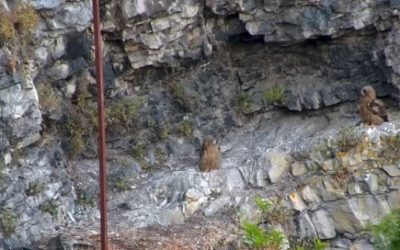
(296, 212, 318, 239)
(203, 197, 231, 217)
(301, 185, 321, 207)
(310, 209, 337, 239)
(291, 162, 307, 176)
(265, 149, 290, 183)
(383, 165, 400, 177)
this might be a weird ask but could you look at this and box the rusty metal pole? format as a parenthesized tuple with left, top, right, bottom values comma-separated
(92, 0, 108, 249)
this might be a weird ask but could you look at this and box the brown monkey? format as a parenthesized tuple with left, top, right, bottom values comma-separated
(358, 85, 388, 126)
(199, 136, 220, 172)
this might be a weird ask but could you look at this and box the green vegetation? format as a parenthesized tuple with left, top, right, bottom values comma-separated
(254, 196, 289, 225)
(0, 4, 39, 74)
(172, 83, 185, 101)
(0, 14, 15, 43)
(63, 92, 146, 159)
(159, 123, 172, 140)
(370, 209, 400, 250)
(76, 189, 96, 209)
(291, 238, 328, 250)
(147, 118, 157, 128)
(264, 86, 284, 104)
(254, 195, 273, 214)
(334, 126, 362, 152)
(36, 85, 62, 112)
(235, 91, 252, 113)
(241, 196, 287, 249)
(380, 134, 400, 160)
(131, 142, 147, 161)
(313, 239, 328, 250)
(106, 97, 146, 129)
(64, 119, 86, 159)
(40, 200, 58, 217)
(0, 156, 6, 180)
(113, 178, 130, 192)
(12, 5, 39, 33)
(242, 221, 285, 250)
(0, 209, 16, 237)
(155, 147, 167, 166)
(170, 83, 195, 111)
(0, 4, 39, 43)
(25, 181, 44, 196)
(178, 119, 193, 137)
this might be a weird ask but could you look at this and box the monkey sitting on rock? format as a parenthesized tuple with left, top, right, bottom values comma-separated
(358, 85, 388, 126)
(199, 136, 220, 172)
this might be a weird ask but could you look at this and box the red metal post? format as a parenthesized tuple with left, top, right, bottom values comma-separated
(92, 0, 108, 249)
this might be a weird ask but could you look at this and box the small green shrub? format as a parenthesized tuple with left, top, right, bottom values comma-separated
(25, 181, 44, 196)
(170, 83, 195, 111)
(76, 189, 96, 209)
(172, 84, 185, 101)
(242, 221, 284, 250)
(159, 123, 172, 140)
(12, 5, 39, 33)
(0, 209, 16, 237)
(235, 91, 252, 113)
(131, 142, 147, 161)
(64, 119, 85, 159)
(382, 134, 400, 150)
(147, 118, 157, 128)
(314, 239, 328, 250)
(370, 209, 400, 250)
(155, 147, 166, 165)
(254, 195, 273, 214)
(0, 4, 39, 73)
(334, 126, 362, 152)
(255, 197, 289, 225)
(179, 119, 193, 137)
(0, 157, 6, 180)
(36, 85, 62, 112)
(0, 14, 15, 43)
(114, 178, 130, 192)
(107, 97, 146, 129)
(264, 86, 284, 104)
(40, 200, 58, 217)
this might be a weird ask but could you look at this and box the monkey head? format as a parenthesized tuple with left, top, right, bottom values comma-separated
(361, 85, 377, 101)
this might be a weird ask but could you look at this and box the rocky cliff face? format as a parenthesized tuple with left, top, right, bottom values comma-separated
(1, 0, 400, 249)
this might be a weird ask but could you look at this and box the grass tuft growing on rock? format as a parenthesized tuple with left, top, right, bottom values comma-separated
(131, 142, 147, 161)
(0, 209, 16, 237)
(107, 97, 146, 129)
(254, 195, 273, 214)
(263, 86, 284, 104)
(40, 200, 58, 217)
(0, 4, 39, 74)
(0, 14, 15, 43)
(114, 178, 131, 192)
(370, 209, 400, 250)
(313, 239, 328, 250)
(178, 118, 193, 137)
(242, 221, 285, 250)
(25, 181, 44, 196)
(12, 5, 39, 33)
(76, 189, 96, 209)
(334, 126, 362, 152)
(36, 84, 62, 112)
(234, 91, 252, 113)
(241, 196, 287, 249)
